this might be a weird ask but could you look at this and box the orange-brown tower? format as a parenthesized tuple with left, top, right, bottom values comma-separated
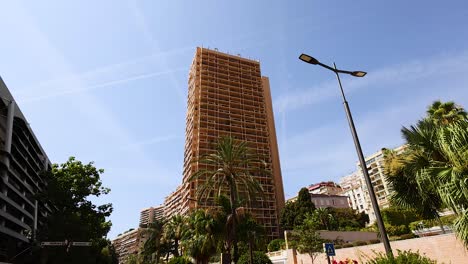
(180, 47, 285, 238)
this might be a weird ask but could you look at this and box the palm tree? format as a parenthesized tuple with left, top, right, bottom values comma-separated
(383, 148, 444, 221)
(141, 219, 165, 263)
(428, 120, 468, 243)
(383, 101, 468, 244)
(181, 210, 218, 264)
(189, 136, 266, 263)
(311, 208, 334, 230)
(427, 100, 467, 125)
(164, 215, 185, 257)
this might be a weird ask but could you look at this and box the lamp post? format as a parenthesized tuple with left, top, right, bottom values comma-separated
(298, 53, 393, 258)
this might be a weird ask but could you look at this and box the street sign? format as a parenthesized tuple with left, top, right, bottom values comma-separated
(324, 243, 336, 256)
(72, 242, 92, 246)
(41, 241, 66, 246)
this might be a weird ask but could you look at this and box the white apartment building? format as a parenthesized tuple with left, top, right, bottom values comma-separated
(339, 172, 374, 222)
(339, 145, 406, 224)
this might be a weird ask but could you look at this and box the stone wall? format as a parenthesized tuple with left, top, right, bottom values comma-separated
(280, 233, 467, 264)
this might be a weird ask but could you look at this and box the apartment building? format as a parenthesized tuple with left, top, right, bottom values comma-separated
(339, 145, 406, 223)
(112, 229, 141, 263)
(0, 77, 52, 260)
(168, 47, 285, 238)
(139, 205, 164, 227)
(339, 172, 372, 219)
(163, 184, 186, 219)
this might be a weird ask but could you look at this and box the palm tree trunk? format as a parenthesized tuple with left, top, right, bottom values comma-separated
(174, 239, 180, 257)
(230, 184, 239, 264)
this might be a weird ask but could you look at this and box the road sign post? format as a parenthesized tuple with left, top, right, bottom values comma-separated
(324, 243, 336, 264)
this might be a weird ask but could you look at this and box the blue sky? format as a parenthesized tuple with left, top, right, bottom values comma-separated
(1, 0, 467, 239)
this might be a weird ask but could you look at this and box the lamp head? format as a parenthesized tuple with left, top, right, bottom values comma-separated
(351, 71, 367, 77)
(299, 54, 319, 65)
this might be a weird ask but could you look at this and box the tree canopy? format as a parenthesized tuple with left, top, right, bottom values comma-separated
(35, 157, 115, 264)
(280, 188, 315, 230)
(383, 100, 468, 245)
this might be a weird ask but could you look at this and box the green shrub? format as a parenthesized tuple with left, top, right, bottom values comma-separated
(267, 238, 285, 252)
(334, 245, 343, 249)
(399, 233, 417, 240)
(369, 239, 381, 244)
(380, 207, 421, 227)
(353, 240, 368, 246)
(386, 224, 410, 236)
(342, 243, 354, 248)
(366, 250, 437, 263)
(238, 251, 272, 264)
(168, 256, 192, 264)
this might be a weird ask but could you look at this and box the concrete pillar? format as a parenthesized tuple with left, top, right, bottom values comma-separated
(1, 101, 14, 189)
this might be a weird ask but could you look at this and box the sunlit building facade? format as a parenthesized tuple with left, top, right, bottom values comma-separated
(169, 47, 285, 238)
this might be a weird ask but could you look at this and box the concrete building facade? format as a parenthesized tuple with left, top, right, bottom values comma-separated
(112, 228, 141, 263)
(163, 184, 186, 219)
(170, 47, 285, 238)
(139, 205, 164, 227)
(310, 194, 350, 209)
(0, 77, 52, 260)
(339, 172, 371, 218)
(339, 145, 406, 223)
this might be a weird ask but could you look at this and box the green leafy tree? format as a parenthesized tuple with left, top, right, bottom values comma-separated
(189, 136, 266, 263)
(36, 157, 113, 264)
(238, 251, 272, 264)
(291, 216, 325, 264)
(168, 256, 192, 264)
(267, 239, 285, 252)
(427, 100, 467, 125)
(328, 208, 369, 231)
(280, 188, 316, 230)
(181, 210, 218, 264)
(141, 219, 166, 263)
(125, 254, 143, 264)
(310, 208, 335, 230)
(164, 215, 185, 257)
(380, 207, 421, 227)
(383, 100, 468, 245)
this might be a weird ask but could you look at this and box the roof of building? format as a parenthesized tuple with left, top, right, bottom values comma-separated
(310, 193, 348, 198)
(308, 181, 341, 190)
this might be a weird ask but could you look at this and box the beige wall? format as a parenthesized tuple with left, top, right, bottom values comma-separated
(282, 234, 468, 264)
(317, 231, 378, 243)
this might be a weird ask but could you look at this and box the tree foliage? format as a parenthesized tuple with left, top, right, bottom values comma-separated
(36, 157, 114, 264)
(383, 100, 468, 245)
(141, 219, 166, 263)
(304, 208, 369, 231)
(380, 207, 420, 227)
(291, 216, 325, 264)
(267, 239, 285, 252)
(280, 188, 316, 230)
(189, 136, 267, 263)
(181, 210, 218, 264)
(238, 251, 272, 264)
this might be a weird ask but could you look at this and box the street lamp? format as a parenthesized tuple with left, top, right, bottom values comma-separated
(298, 53, 393, 258)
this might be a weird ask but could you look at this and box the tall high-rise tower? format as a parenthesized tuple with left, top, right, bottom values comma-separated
(179, 47, 285, 238)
